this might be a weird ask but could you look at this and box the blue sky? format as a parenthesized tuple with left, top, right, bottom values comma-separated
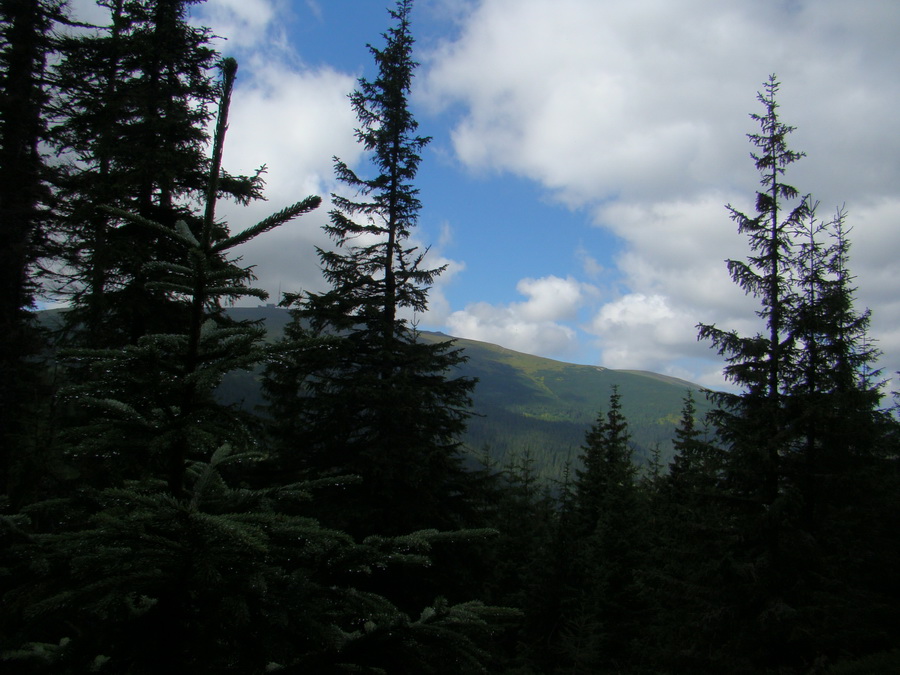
(71, 0, 900, 391)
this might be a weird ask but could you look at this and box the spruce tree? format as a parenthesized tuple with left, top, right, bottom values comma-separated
(667, 390, 723, 496)
(559, 387, 645, 672)
(786, 207, 875, 497)
(787, 205, 885, 471)
(263, 0, 476, 537)
(3, 59, 512, 673)
(524, 463, 581, 672)
(572, 387, 635, 533)
(50, 0, 262, 346)
(641, 392, 732, 672)
(0, 0, 57, 323)
(780, 204, 900, 664)
(0, 0, 63, 503)
(696, 76, 900, 671)
(698, 75, 809, 509)
(694, 76, 822, 671)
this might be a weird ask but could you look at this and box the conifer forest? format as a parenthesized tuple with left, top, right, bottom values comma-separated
(2, 1, 899, 673)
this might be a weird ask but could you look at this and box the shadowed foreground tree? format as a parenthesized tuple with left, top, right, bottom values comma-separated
(554, 387, 647, 674)
(0, 0, 62, 504)
(696, 76, 900, 672)
(263, 0, 477, 538)
(50, 0, 262, 347)
(1, 59, 512, 673)
(638, 392, 734, 672)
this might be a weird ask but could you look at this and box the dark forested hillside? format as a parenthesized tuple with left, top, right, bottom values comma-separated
(219, 305, 711, 479)
(3, 2, 898, 671)
(438, 332, 710, 477)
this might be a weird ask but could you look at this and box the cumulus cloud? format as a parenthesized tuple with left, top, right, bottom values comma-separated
(515, 275, 586, 322)
(598, 195, 763, 328)
(212, 59, 361, 303)
(448, 303, 578, 358)
(197, 0, 278, 50)
(422, 0, 900, 386)
(423, 0, 900, 207)
(587, 293, 697, 365)
(422, 0, 766, 206)
(446, 275, 594, 358)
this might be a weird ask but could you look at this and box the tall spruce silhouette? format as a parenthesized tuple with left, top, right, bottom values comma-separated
(263, 0, 476, 537)
(3, 58, 511, 673)
(51, 0, 263, 347)
(696, 76, 899, 671)
(0, 0, 61, 505)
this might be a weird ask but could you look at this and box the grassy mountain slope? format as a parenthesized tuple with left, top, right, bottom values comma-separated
(221, 307, 712, 481)
(421, 333, 710, 479)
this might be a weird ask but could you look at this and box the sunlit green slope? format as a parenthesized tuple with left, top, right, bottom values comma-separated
(221, 306, 712, 481)
(420, 333, 710, 479)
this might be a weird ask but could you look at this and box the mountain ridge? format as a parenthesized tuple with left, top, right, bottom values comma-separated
(223, 306, 712, 479)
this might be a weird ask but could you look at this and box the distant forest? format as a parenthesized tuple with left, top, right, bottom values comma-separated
(1, 1, 898, 673)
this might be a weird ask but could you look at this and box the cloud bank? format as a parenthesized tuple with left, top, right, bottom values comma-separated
(64, 0, 900, 390)
(422, 0, 900, 388)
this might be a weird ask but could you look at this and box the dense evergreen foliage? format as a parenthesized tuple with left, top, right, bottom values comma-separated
(1, 1, 897, 670)
(1, 3, 512, 672)
(261, 0, 477, 538)
(692, 77, 899, 672)
(0, 0, 61, 506)
(49, 0, 263, 347)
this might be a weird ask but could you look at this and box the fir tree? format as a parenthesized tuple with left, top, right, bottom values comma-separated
(263, 0, 476, 537)
(696, 76, 900, 671)
(0, 0, 63, 504)
(53, 54, 318, 493)
(49, 0, 262, 346)
(559, 387, 645, 672)
(3, 59, 513, 673)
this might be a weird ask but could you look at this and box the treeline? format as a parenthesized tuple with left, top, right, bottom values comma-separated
(0, 1, 898, 673)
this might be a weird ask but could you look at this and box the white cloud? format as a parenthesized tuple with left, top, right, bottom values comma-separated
(67, 0, 113, 26)
(423, 0, 900, 386)
(575, 246, 605, 279)
(448, 303, 578, 358)
(199, 0, 277, 49)
(599, 194, 760, 321)
(594, 293, 674, 330)
(446, 275, 593, 358)
(214, 59, 360, 303)
(424, 0, 900, 209)
(515, 275, 586, 322)
(421, 0, 773, 206)
(304, 0, 323, 22)
(846, 198, 900, 372)
(588, 293, 697, 367)
(222, 62, 358, 199)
